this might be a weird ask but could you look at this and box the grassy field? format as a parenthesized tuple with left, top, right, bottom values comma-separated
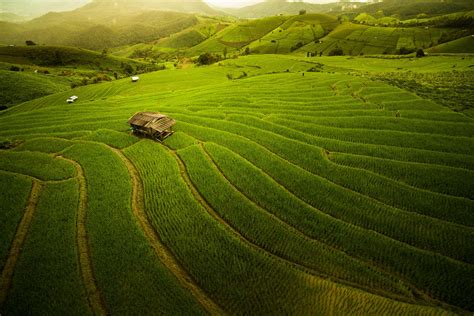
(428, 36, 474, 54)
(0, 46, 159, 109)
(147, 11, 472, 59)
(0, 54, 473, 314)
(299, 23, 448, 56)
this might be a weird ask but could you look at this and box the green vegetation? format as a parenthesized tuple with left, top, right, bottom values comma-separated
(300, 23, 447, 56)
(79, 129, 138, 149)
(15, 137, 74, 153)
(62, 142, 205, 315)
(0, 8, 210, 50)
(126, 140, 451, 315)
(0, 46, 158, 108)
(0, 151, 76, 181)
(0, 69, 70, 108)
(0, 0, 473, 312)
(3, 180, 90, 315)
(428, 35, 474, 53)
(0, 173, 31, 271)
(178, 144, 411, 298)
(329, 152, 474, 199)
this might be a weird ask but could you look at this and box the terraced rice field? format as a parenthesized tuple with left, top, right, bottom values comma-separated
(301, 23, 446, 55)
(0, 55, 472, 314)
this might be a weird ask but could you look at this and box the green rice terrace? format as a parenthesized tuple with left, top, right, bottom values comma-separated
(0, 52, 473, 314)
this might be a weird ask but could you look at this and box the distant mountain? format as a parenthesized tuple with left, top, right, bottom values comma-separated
(222, 0, 474, 18)
(0, 12, 30, 22)
(81, 0, 218, 16)
(0, 0, 91, 17)
(222, 0, 342, 18)
(352, 0, 474, 18)
(0, 0, 220, 49)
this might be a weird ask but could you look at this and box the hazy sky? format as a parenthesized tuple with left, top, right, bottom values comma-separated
(0, 0, 337, 14)
(204, 0, 262, 8)
(204, 0, 333, 8)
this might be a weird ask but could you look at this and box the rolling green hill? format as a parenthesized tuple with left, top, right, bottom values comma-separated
(247, 14, 340, 54)
(352, 0, 474, 19)
(187, 14, 340, 56)
(428, 35, 474, 53)
(0, 0, 217, 50)
(0, 54, 473, 314)
(222, 0, 342, 19)
(0, 70, 71, 108)
(187, 16, 288, 55)
(0, 1, 473, 314)
(167, 11, 471, 58)
(0, 45, 157, 108)
(299, 22, 448, 56)
(0, 46, 149, 69)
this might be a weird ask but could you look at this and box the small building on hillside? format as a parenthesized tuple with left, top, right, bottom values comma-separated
(128, 112, 175, 141)
(67, 96, 79, 104)
(131, 76, 140, 82)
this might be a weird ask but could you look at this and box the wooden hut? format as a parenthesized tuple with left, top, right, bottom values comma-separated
(128, 112, 176, 141)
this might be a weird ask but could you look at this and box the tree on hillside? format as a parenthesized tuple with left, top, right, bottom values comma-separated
(52, 51, 64, 66)
(416, 48, 425, 58)
(399, 47, 415, 55)
(197, 53, 221, 65)
(223, 47, 228, 59)
(328, 47, 344, 56)
(299, 9, 307, 15)
(244, 47, 250, 55)
(102, 48, 108, 57)
(123, 63, 134, 75)
(25, 40, 36, 46)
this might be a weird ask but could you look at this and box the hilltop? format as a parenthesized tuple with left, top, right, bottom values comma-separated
(81, 0, 218, 16)
(1, 0, 472, 58)
(221, 0, 474, 18)
(352, 0, 474, 18)
(221, 0, 341, 18)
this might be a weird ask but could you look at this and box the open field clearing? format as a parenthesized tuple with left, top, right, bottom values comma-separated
(0, 54, 473, 314)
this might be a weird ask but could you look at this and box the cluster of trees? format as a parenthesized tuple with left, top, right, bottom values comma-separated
(71, 73, 112, 89)
(9, 66, 22, 72)
(290, 42, 304, 52)
(438, 29, 471, 44)
(197, 52, 222, 65)
(197, 46, 252, 66)
(328, 47, 344, 56)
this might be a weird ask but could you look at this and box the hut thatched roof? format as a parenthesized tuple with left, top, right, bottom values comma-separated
(128, 112, 175, 133)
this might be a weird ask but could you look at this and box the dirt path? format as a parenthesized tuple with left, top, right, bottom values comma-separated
(60, 157, 108, 316)
(0, 180, 42, 307)
(169, 146, 455, 309)
(169, 149, 329, 276)
(111, 148, 225, 316)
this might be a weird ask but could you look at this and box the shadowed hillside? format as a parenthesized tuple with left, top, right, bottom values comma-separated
(0, 45, 157, 108)
(0, 0, 218, 50)
(222, 0, 342, 18)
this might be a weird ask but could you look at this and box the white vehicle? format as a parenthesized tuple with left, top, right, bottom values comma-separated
(131, 76, 140, 82)
(67, 96, 79, 104)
